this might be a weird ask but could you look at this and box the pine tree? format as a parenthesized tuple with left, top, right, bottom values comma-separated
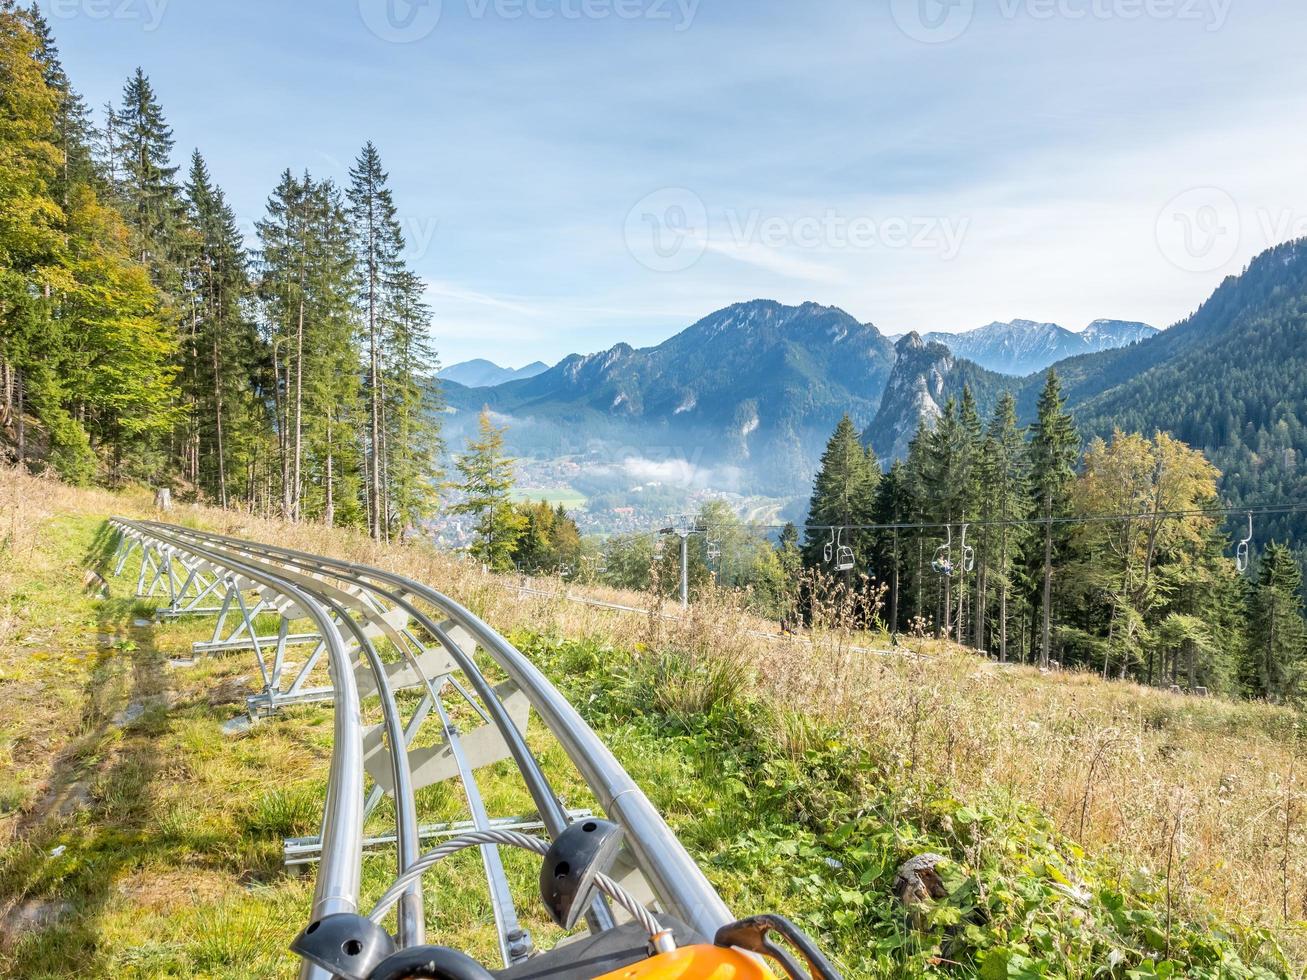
(109, 70, 181, 267)
(803, 415, 878, 572)
(1029, 370, 1079, 668)
(183, 150, 256, 507)
(871, 460, 912, 634)
(902, 421, 934, 630)
(256, 170, 309, 518)
(451, 409, 526, 570)
(956, 387, 983, 643)
(301, 178, 362, 526)
(383, 267, 442, 538)
(979, 392, 1029, 662)
(347, 141, 404, 540)
(1244, 542, 1306, 702)
(921, 399, 974, 637)
(18, 6, 95, 206)
(256, 172, 360, 523)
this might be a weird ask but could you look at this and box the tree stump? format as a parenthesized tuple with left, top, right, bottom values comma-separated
(153, 487, 172, 511)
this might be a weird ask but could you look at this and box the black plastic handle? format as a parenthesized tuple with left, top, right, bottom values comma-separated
(368, 946, 498, 980)
(714, 914, 843, 980)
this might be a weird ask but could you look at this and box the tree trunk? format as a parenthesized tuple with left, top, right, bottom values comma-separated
(293, 296, 304, 521)
(890, 530, 900, 635)
(273, 342, 291, 520)
(379, 367, 391, 544)
(942, 573, 951, 639)
(998, 528, 1009, 663)
(368, 282, 380, 540)
(212, 282, 228, 508)
(1, 356, 12, 428)
(956, 563, 966, 646)
(1041, 509, 1053, 669)
(15, 368, 25, 469)
(324, 416, 335, 527)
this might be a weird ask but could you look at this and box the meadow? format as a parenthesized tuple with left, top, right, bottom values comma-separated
(1, 466, 1303, 977)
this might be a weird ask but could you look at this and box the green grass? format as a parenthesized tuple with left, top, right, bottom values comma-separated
(1, 507, 1300, 978)
(513, 634, 1301, 979)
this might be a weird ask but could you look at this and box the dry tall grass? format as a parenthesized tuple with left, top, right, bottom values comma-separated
(3, 466, 1304, 958)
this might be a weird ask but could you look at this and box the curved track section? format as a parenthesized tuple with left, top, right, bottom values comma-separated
(107, 518, 734, 978)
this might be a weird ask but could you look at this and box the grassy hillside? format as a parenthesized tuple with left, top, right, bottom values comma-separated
(1, 468, 1304, 977)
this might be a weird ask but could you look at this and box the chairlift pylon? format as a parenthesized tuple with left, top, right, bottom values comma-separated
(1236, 512, 1253, 574)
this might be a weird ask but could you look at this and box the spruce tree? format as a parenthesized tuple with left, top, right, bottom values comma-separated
(981, 392, 1029, 661)
(110, 68, 183, 282)
(1244, 542, 1306, 702)
(802, 415, 878, 573)
(383, 267, 442, 538)
(451, 409, 526, 570)
(1029, 370, 1079, 667)
(256, 169, 311, 518)
(18, 5, 94, 205)
(183, 150, 255, 507)
(922, 398, 974, 637)
(256, 172, 360, 523)
(347, 141, 404, 540)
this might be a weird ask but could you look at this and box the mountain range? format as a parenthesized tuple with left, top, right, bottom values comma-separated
(866, 238, 1307, 549)
(440, 238, 1307, 548)
(914, 319, 1159, 375)
(442, 300, 896, 493)
(437, 359, 550, 388)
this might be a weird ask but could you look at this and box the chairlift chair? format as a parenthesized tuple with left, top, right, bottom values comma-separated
(1236, 512, 1253, 573)
(822, 528, 835, 564)
(833, 528, 855, 572)
(959, 524, 975, 573)
(931, 525, 954, 577)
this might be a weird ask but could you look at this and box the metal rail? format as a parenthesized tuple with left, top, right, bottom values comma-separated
(107, 518, 735, 975)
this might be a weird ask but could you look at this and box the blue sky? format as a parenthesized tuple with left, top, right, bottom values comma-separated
(45, 0, 1307, 367)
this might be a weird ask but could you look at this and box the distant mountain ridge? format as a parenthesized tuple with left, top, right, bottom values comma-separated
(441, 300, 897, 493)
(917, 318, 1158, 375)
(438, 358, 550, 388)
(864, 333, 1009, 459)
(436, 242, 1305, 555)
(863, 238, 1307, 552)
